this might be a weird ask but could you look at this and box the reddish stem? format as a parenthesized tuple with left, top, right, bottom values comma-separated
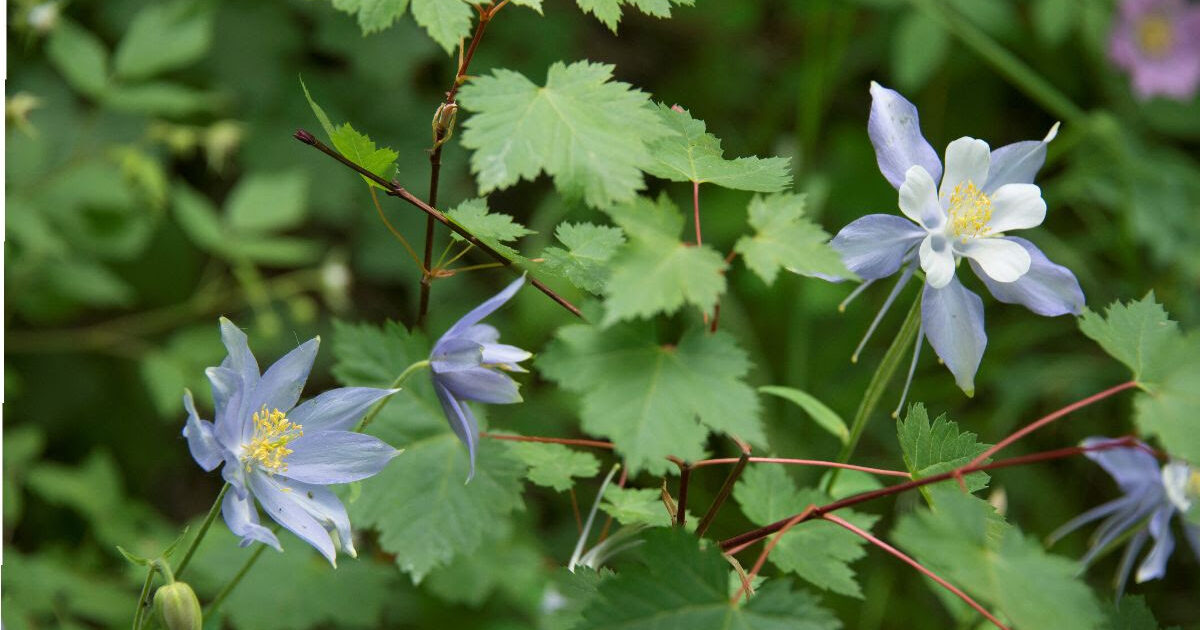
(569, 487, 583, 533)
(823, 513, 1010, 630)
(676, 462, 692, 527)
(966, 381, 1137, 468)
(480, 432, 615, 449)
(731, 506, 815, 603)
(692, 181, 703, 246)
(692, 457, 910, 478)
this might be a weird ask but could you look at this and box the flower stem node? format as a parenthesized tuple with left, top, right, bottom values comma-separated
(153, 582, 203, 630)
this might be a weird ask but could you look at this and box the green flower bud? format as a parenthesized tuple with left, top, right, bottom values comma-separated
(153, 581, 203, 630)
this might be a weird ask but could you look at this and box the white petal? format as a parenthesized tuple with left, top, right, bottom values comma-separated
(919, 234, 956, 289)
(939, 137, 992, 201)
(898, 166, 945, 230)
(959, 238, 1031, 283)
(988, 184, 1046, 233)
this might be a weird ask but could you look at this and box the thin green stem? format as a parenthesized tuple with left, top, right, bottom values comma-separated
(357, 360, 431, 431)
(204, 543, 268, 618)
(132, 566, 157, 629)
(174, 483, 230, 581)
(825, 293, 921, 492)
(911, 0, 1086, 125)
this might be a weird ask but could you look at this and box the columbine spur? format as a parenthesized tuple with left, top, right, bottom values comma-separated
(1050, 437, 1200, 596)
(829, 82, 1085, 399)
(430, 276, 532, 482)
(1108, 0, 1200, 101)
(182, 318, 400, 566)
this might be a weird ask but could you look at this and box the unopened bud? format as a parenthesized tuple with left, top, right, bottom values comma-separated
(294, 129, 316, 145)
(431, 102, 458, 147)
(153, 581, 203, 630)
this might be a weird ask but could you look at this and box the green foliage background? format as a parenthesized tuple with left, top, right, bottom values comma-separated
(5, 0, 1200, 628)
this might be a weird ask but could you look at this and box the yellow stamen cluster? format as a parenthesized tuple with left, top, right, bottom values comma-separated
(948, 180, 993, 241)
(1137, 15, 1173, 59)
(1188, 469, 1200, 500)
(246, 405, 302, 473)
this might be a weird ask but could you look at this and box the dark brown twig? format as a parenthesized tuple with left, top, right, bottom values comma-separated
(695, 437, 751, 537)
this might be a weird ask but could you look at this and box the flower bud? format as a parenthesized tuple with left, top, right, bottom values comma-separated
(153, 581, 203, 630)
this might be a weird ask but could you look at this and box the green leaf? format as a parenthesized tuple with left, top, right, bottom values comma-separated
(896, 403, 990, 497)
(225, 170, 309, 233)
(600, 195, 727, 324)
(44, 259, 134, 308)
(410, 0, 473, 55)
(113, 0, 214, 80)
(734, 193, 851, 285)
(644, 104, 791, 192)
(3, 426, 45, 529)
(425, 520, 545, 608)
(1133, 345, 1200, 465)
(600, 486, 685, 528)
(539, 321, 763, 475)
(576, 528, 840, 630)
(540, 222, 625, 294)
(733, 465, 878, 598)
(330, 0, 411, 34)
(509, 441, 601, 491)
(102, 82, 220, 116)
(574, 0, 696, 32)
(446, 198, 535, 243)
(1103, 595, 1174, 630)
(301, 78, 398, 188)
(46, 20, 109, 96)
(892, 487, 1105, 630)
(173, 184, 227, 253)
(458, 61, 672, 208)
(759, 385, 849, 444)
(891, 11, 949, 91)
(2, 552, 130, 629)
(1032, 0, 1075, 45)
(1079, 293, 1178, 385)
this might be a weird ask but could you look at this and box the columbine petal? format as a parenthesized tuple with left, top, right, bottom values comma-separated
(1162, 461, 1193, 513)
(439, 276, 525, 342)
(867, 81, 943, 188)
(182, 390, 222, 472)
(242, 337, 319, 443)
(983, 123, 1059, 193)
(1081, 437, 1163, 492)
(957, 237, 1031, 283)
(987, 184, 1046, 233)
(830, 214, 925, 280)
(249, 472, 337, 566)
(436, 366, 522, 404)
(281, 431, 401, 485)
(898, 165, 946, 230)
(218, 317, 260, 388)
(939, 137, 991, 201)
(435, 382, 479, 482)
(922, 276, 986, 395)
(221, 488, 281, 551)
(458, 323, 501, 345)
(1136, 505, 1177, 583)
(430, 336, 485, 373)
(918, 234, 956, 289)
(971, 237, 1084, 316)
(206, 366, 246, 447)
(266, 475, 358, 559)
(480, 343, 533, 370)
(286, 387, 396, 433)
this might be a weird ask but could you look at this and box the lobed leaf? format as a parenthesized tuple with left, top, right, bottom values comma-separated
(645, 104, 791, 192)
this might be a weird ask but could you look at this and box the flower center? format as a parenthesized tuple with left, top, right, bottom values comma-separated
(1137, 15, 1173, 58)
(948, 180, 992, 241)
(245, 405, 302, 473)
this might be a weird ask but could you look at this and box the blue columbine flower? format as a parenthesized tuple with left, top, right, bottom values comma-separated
(1049, 437, 1200, 596)
(430, 276, 531, 482)
(182, 318, 400, 566)
(829, 82, 1085, 398)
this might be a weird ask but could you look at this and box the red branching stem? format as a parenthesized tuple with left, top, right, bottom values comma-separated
(731, 506, 815, 603)
(719, 437, 1139, 552)
(480, 432, 615, 449)
(692, 181, 703, 246)
(822, 513, 1010, 630)
(692, 457, 911, 478)
(966, 381, 1137, 468)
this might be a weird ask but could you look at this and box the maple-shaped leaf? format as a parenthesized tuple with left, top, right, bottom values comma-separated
(538, 321, 763, 475)
(576, 528, 840, 630)
(301, 78, 397, 188)
(574, 0, 695, 33)
(734, 193, 851, 285)
(540, 222, 625, 294)
(458, 61, 671, 208)
(733, 465, 878, 598)
(600, 194, 726, 325)
(897, 403, 990, 498)
(508, 440, 600, 492)
(645, 104, 791, 192)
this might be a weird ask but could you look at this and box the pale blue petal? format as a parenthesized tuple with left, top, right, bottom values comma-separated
(221, 488, 281, 551)
(1115, 527, 1150, 599)
(249, 472, 337, 565)
(830, 214, 924, 280)
(922, 276, 986, 396)
(1082, 491, 1161, 567)
(182, 390, 223, 471)
(868, 81, 943, 188)
(1081, 437, 1162, 492)
(982, 123, 1059, 194)
(222, 461, 249, 498)
(243, 337, 319, 442)
(280, 431, 400, 485)
(435, 382, 478, 482)
(218, 318, 259, 387)
(286, 387, 396, 432)
(480, 342, 532, 370)
(458, 324, 501, 345)
(1047, 496, 1128, 545)
(263, 475, 358, 559)
(430, 336, 484, 373)
(1135, 505, 1176, 583)
(206, 366, 245, 447)
(438, 276, 525, 344)
(436, 366, 522, 404)
(972, 237, 1084, 316)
